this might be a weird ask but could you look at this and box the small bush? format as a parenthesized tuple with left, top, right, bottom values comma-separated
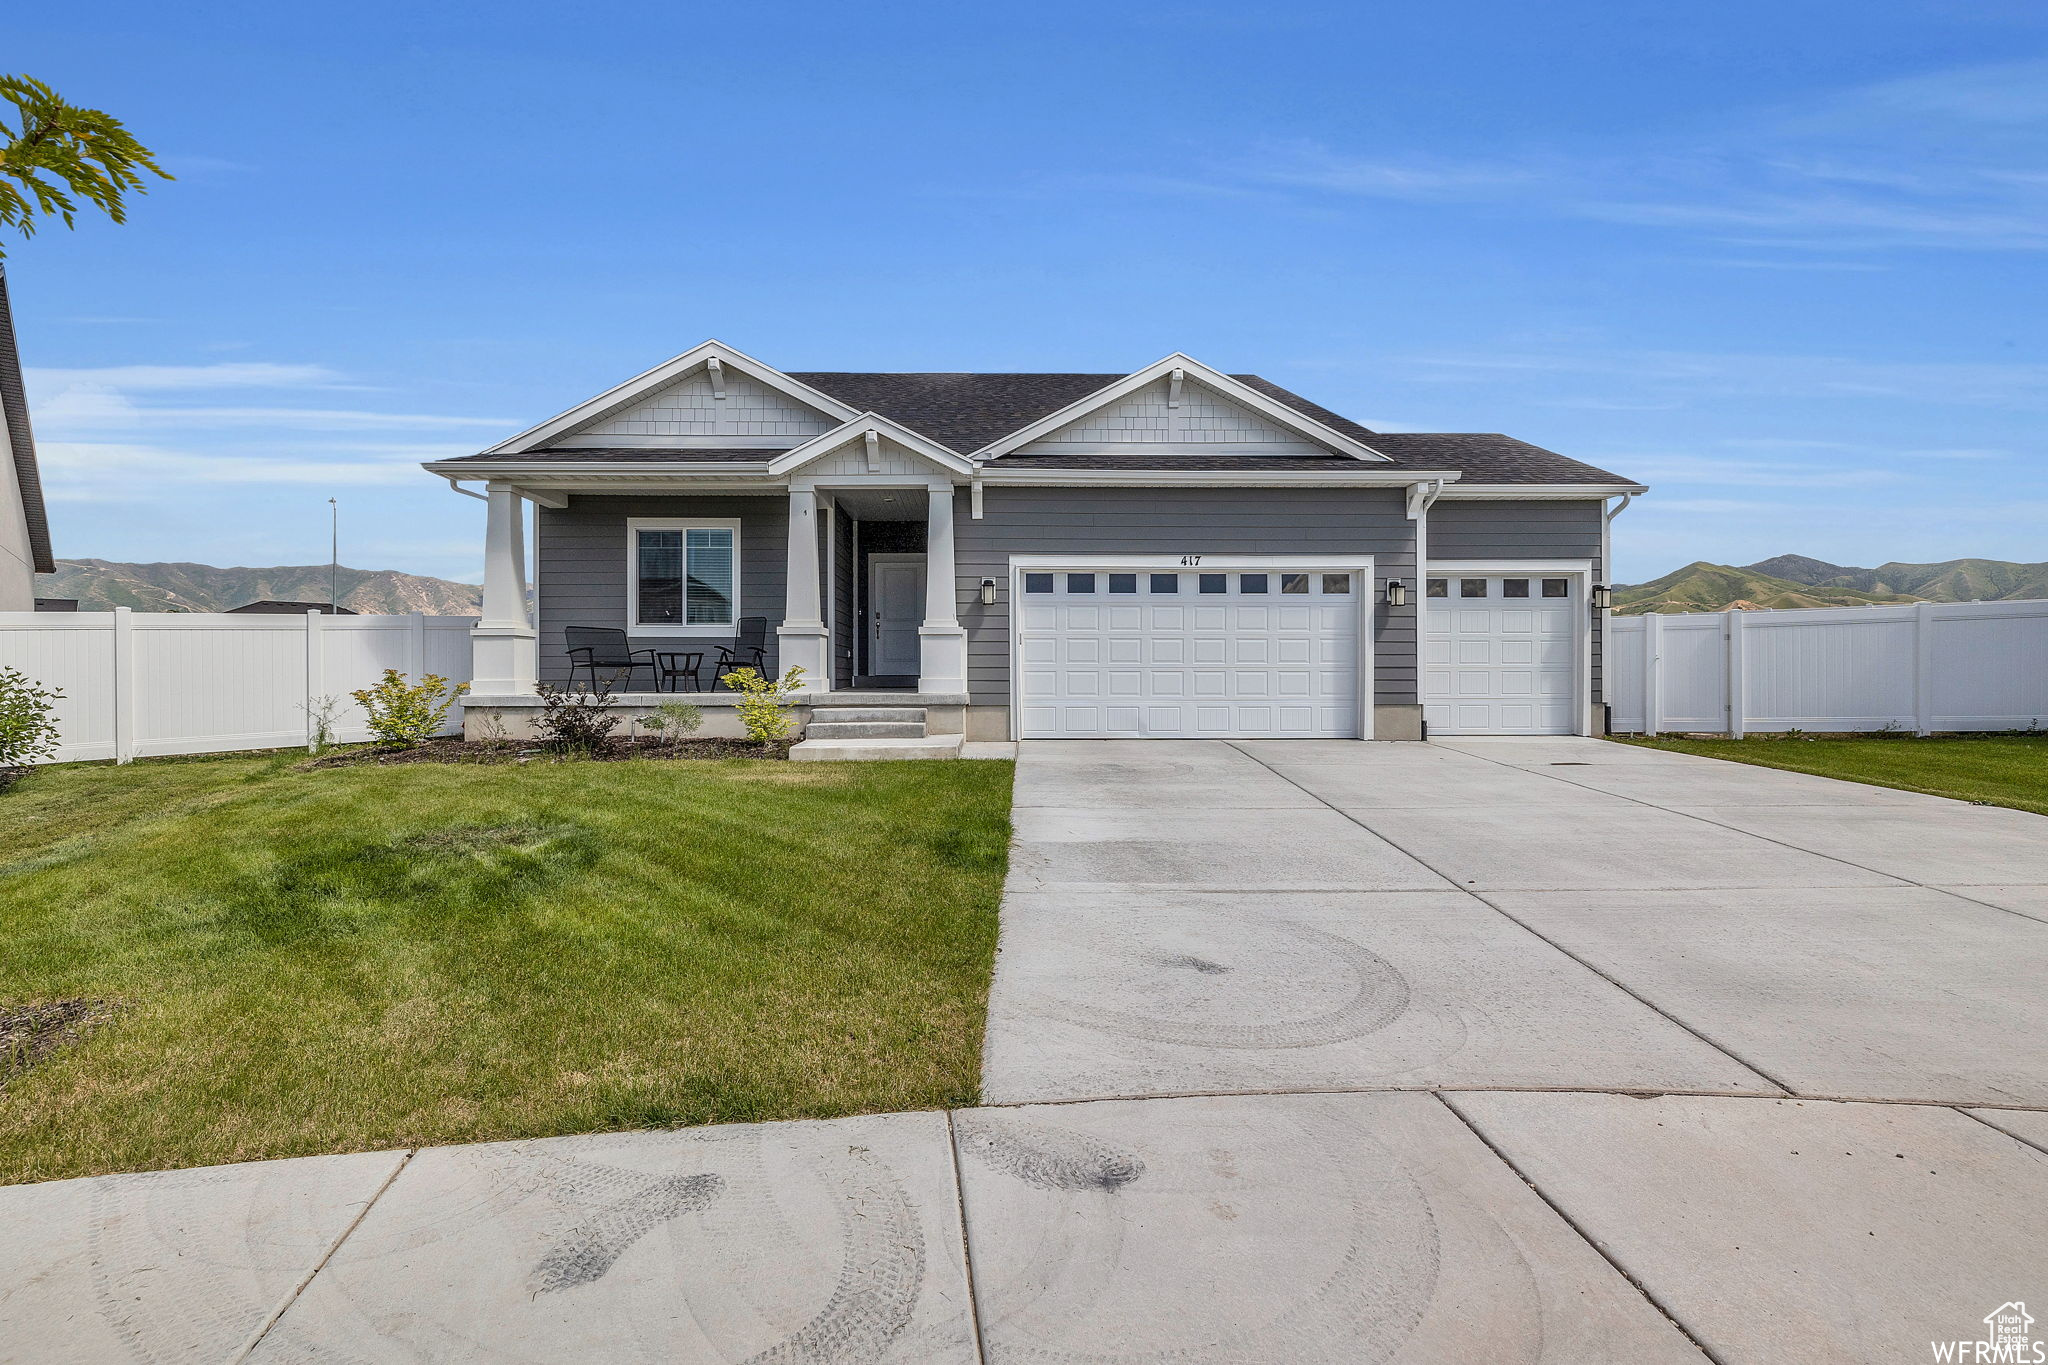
(720, 666, 805, 744)
(0, 666, 64, 779)
(536, 684, 620, 753)
(350, 671, 468, 750)
(642, 699, 704, 740)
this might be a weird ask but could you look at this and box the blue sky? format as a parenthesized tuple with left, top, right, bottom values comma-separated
(8, 0, 2046, 583)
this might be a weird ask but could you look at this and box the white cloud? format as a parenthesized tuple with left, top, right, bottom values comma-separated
(41, 442, 433, 499)
(1616, 453, 1901, 489)
(25, 362, 346, 392)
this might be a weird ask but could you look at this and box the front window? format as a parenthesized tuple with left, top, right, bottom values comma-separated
(631, 521, 737, 629)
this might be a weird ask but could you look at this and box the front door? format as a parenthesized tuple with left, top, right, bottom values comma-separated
(869, 555, 925, 676)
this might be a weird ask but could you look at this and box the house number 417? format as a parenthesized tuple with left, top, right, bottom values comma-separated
(1179, 555, 1202, 566)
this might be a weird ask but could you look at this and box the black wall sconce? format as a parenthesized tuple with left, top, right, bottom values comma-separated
(979, 577, 998, 606)
(1591, 584, 1613, 610)
(1384, 579, 1408, 607)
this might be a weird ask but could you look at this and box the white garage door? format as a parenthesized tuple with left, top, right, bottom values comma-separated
(1422, 572, 1578, 735)
(1017, 567, 1361, 738)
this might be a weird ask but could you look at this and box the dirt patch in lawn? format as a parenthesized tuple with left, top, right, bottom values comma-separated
(307, 737, 794, 768)
(3, 999, 119, 1088)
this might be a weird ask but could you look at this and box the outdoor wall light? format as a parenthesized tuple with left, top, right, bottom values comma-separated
(1591, 584, 1613, 610)
(1384, 579, 1408, 607)
(979, 577, 998, 606)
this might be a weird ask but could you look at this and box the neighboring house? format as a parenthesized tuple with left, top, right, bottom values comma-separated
(0, 267, 56, 611)
(426, 342, 1645, 744)
(226, 600, 358, 615)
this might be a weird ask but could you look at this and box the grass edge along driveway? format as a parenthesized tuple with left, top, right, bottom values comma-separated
(0, 750, 1012, 1185)
(1616, 731, 2048, 817)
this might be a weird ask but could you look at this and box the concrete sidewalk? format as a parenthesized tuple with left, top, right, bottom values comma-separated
(4, 737, 2046, 1362)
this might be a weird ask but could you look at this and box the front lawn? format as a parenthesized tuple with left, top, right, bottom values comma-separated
(1616, 731, 2048, 816)
(0, 749, 1012, 1184)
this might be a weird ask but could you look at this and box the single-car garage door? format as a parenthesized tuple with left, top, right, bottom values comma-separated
(1422, 572, 1578, 735)
(1017, 566, 1362, 738)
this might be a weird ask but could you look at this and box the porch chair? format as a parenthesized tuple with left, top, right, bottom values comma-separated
(711, 616, 772, 686)
(563, 626, 659, 692)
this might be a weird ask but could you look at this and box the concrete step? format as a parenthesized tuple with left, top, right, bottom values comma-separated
(789, 735, 963, 762)
(807, 707, 926, 724)
(805, 721, 927, 739)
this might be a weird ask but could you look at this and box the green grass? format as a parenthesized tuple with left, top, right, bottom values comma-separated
(0, 749, 1013, 1184)
(1617, 731, 2048, 816)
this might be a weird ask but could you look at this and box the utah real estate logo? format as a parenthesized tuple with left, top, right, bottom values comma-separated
(1933, 1302, 2040, 1363)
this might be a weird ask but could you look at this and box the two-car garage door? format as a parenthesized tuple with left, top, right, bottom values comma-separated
(1016, 566, 1360, 738)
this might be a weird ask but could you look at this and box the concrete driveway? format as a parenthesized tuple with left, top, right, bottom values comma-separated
(5, 739, 2045, 1363)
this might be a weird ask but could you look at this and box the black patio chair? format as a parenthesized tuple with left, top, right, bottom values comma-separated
(710, 616, 772, 685)
(564, 626, 659, 692)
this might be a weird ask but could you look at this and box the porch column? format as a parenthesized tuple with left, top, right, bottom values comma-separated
(917, 482, 968, 693)
(471, 483, 536, 694)
(776, 487, 831, 688)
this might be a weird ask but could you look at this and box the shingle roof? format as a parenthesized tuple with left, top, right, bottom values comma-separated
(0, 268, 54, 573)
(450, 368, 1638, 486)
(440, 447, 769, 464)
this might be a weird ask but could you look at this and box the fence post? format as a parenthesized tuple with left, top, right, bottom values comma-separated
(409, 613, 428, 682)
(305, 609, 324, 751)
(1913, 602, 1936, 736)
(1643, 613, 1663, 737)
(1725, 608, 1746, 739)
(112, 606, 135, 764)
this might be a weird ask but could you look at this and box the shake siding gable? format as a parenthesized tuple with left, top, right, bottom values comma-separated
(534, 495, 788, 684)
(1428, 498, 1607, 703)
(952, 486, 1418, 709)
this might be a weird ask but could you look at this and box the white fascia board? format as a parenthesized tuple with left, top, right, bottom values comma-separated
(976, 467, 1460, 488)
(1436, 483, 1648, 499)
(480, 340, 860, 455)
(765, 412, 976, 477)
(424, 459, 776, 478)
(970, 353, 1392, 463)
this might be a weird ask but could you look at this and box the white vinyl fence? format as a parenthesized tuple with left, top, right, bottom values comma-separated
(0, 609, 477, 763)
(1609, 598, 2048, 736)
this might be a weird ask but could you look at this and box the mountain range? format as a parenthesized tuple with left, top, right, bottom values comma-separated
(34, 560, 482, 615)
(1615, 556, 2048, 614)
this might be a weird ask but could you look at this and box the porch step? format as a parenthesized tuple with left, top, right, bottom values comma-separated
(789, 735, 964, 762)
(808, 707, 927, 725)
(806, 721, 927, 739)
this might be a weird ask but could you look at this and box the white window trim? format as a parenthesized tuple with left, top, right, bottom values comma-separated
(1006, 554, 1375, 742)
(626, 516, 742, 637)
(1426, 559, 1595, 736)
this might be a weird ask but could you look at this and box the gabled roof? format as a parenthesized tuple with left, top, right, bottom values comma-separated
(0, 267, 54, 574)
(766, 412, 977, 477)
(483, 340, 859, 455)
(437, 343, 1640, 488)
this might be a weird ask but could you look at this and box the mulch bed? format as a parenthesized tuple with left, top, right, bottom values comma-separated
(3, 999, 120, 1088)
(306, 737, 794, 768)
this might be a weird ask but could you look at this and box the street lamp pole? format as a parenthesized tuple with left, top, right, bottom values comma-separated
(328, 498, 339, 612)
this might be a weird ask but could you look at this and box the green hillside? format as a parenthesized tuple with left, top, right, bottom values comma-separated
(1616, 555, 2048, 615)
(34, 560, 481, 615)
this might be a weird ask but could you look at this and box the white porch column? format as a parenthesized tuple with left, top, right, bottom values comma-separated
(776, 486, 831, 688)
(917, 482, 968, 693)
(471, 483, 536, 693)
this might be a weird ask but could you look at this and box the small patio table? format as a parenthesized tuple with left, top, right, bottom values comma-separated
(654, 651, 705, 693)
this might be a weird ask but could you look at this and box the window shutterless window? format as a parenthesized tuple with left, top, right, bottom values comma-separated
(629, 520, 739, 631)
(1023, 572, 1054, 594)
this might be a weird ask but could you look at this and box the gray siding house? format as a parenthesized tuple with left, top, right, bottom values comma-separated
(426, 343, 1643, 747)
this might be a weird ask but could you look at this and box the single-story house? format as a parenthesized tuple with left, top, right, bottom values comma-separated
(425, 342, 1644, 747)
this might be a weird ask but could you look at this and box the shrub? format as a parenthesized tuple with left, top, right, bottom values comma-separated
(0, 667, 62, 779)
(720, 666, 805, 744)
(349, 670, 468, 750)
(641, 699, 704, 741)
(536, 684, 620, 753)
